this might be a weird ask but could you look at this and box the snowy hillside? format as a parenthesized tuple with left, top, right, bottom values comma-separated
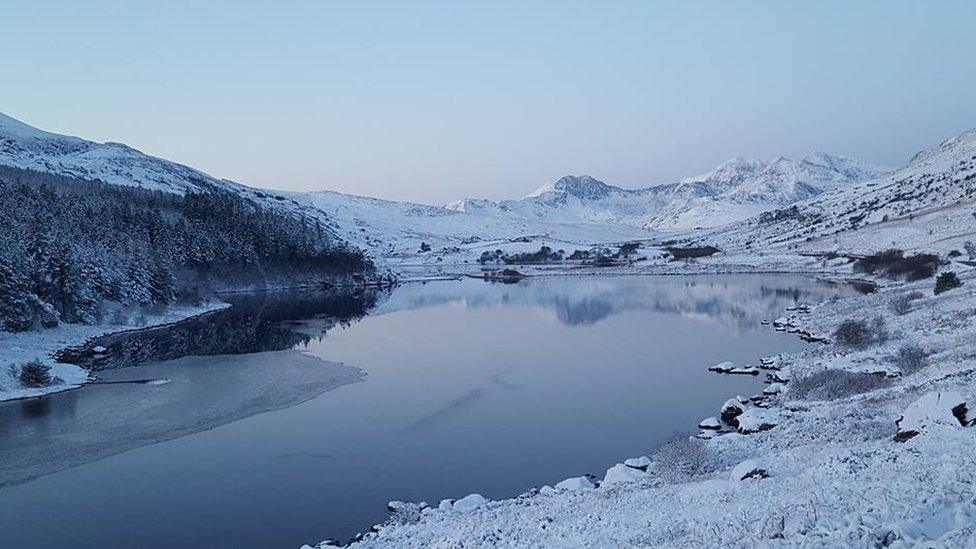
(0, 112, 367, 249)
(0, 112, 239, 195)
(291, 189, 653, 265)
(695, 128, 976, 256)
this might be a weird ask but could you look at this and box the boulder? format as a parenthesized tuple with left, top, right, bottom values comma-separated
(602, 463, 648, 487)
(730, 459, 770, 481)
(736, 408, 780, 434)
(698, 416, 721, 430)
(709, 361, 735, 373)
(623, 456, 652, 471)
(452, 493, 488, 512)
(895, 391, 969, 442)
(721, 398, 746, 426)
(555, 476, 596, 491)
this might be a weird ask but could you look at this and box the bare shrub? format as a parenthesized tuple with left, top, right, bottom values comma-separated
(870, 316, 889, 344)
(893, 344, 929, 375)
(888, 290, 925, 315)
(833, 316, 887, 347)
(654, 437, 713, 482)
(19, 360, 52, 388)
(889, 295, 912, 316)
(788, 369, 889, 401)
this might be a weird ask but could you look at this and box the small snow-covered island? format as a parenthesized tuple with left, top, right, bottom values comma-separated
(4, 4, 976, 548)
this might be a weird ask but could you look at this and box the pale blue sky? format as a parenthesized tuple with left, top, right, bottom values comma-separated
(3, 1, 975, 203)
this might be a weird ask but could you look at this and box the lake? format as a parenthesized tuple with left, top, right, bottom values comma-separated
(0, 274, 859, 548)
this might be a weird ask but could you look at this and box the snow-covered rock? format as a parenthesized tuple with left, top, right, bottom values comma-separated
(602, 463, 649, 487)
(698, 416, 722, 430)
(452, 493, 488, 512)
(554, 476, 596, 491)
(895, 391, 969, 442)
(729, 459, 770, 481)
(709, 361, 736, 373)
(736, 408, 780, 434)
(721, 398, 746, 426)
(623, 456, 652, 471)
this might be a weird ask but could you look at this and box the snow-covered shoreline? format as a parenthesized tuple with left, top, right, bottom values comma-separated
(300, 259, 976, 548)
(0, 302, 229, 402)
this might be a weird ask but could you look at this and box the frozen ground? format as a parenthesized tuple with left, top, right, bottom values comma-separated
(0, 302, 227, 402)
(300, 262, 976, 548)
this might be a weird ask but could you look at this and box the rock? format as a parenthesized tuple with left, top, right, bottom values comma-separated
(698, 416, 721, 430)
(895, 391, 969, 442)
(92, 345, 108, 354)
(437, 498, 455, 511)
(768, 367, 792, 384)
(555, 476, 596, 491)
(539, 485, 557, 496)
(452, 493, 487, 511)
(736, 408, 780, 434)
(728, 366, 760, 376)
(602, 463, 648, 487)
(387, 500, 426, 523)
(763, 383, 785, 396)
(709, 361, 735, 373)
(721, 398, 746, 426)
(730, 459, 770, 481)
(623, 456, 652, 471)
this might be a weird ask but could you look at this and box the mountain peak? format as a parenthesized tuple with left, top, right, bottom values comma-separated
(683, 156, 764, 185)
(526, 175, 618, 200)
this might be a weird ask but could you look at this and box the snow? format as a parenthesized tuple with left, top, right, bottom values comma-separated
(0, 302, 227, 402)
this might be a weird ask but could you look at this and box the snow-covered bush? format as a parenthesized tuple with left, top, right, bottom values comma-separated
(935, 271, 962, 295)
(787, 369, 888, 401)
(889, 291, 924, 316)
(833, 316, 887, 347)
(653, 437, 713, 482)
(893, 344, 929, 375)
(18, 360, 52, 388)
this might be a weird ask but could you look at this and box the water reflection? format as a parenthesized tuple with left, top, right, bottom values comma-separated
(57, 287, 384, 370)
(376, 275, 859, 329)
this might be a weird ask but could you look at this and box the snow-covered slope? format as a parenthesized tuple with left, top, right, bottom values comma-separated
(291, 189, 653, 265)
(0, 112, 359, 247)
(0, 112, 239, 195)
(697, 128, 976, 256)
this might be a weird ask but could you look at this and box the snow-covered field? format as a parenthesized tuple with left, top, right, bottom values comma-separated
(0, 302, 227, 402)
(300, 260, 976, 548)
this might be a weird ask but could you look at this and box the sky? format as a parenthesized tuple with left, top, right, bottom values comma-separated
(2, 1, 976, 204)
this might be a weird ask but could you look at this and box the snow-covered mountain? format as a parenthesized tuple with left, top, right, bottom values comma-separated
(446, 154, 889, 231)
(694, 127, 976, 256)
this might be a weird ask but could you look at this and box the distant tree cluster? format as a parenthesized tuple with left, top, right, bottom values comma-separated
(0, 167, 373, 332)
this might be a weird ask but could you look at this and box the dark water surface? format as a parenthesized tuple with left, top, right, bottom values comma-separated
(0, 275, 857, 548)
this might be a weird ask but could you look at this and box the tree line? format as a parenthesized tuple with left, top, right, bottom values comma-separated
(0, 166, 373, 332)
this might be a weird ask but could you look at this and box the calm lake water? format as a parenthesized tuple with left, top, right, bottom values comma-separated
(0, 274, 858, 548)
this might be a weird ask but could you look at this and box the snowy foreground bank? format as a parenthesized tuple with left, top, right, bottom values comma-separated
(303, 266, 976, 548)
(0, 302, 227, 402)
